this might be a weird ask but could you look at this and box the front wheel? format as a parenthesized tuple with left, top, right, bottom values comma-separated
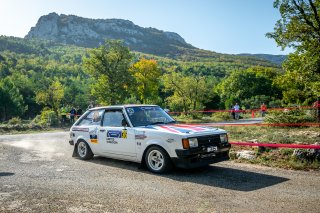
(77, 140, 93, 160)
(145, 146, 172, 174)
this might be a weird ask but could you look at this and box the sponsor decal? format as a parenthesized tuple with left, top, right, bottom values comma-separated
(107, 130, 127, 139)
(106, 137, 118, 144)
(168, 126, 191, 133)
(157, 125, 180, 133)
(166, 138, 174, 143)
(107, 130, 122, 138)
(135, 131, 147, 140)
(121, 130, 127, 139)
(126, 108, 135, 115)
(89, 127, 98, 143)
(171, 124, 207, 132)
(72, 127, 89, 132)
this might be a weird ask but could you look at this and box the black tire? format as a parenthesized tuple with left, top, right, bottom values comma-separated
(76, 140, 93, 160)
(145, 146, 172, 174)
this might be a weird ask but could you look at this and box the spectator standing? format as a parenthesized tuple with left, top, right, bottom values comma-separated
(230, 105, 235, 119)
(76, 107, 83, 119)
(233, 103, 240, 120)
(313, 99, 320, 122)
(260, 103, 267, 117)
(60, 106, 67, 124)
(70, 107, 76, 124)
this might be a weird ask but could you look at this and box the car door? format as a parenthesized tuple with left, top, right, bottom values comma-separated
(98, 109, 137, 161)
(74, 109, 105, 155)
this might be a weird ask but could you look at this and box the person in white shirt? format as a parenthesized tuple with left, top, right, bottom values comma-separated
(233, 103, 240, 120)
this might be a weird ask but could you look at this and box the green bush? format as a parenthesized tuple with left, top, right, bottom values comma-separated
(33, 108, 59, 127)
(212, 112, 232, 122)
(264, 108, 316, 124)
(8, 117, 22, 125)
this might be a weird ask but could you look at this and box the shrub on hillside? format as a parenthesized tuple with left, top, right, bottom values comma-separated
(212, 112, 232, 122)
(33, 108, 59, 127)
(8, 117, 22, 125)
(264, 108, 316, 124)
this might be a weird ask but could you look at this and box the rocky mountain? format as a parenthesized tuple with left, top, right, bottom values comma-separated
(25, 13, 194, 56)
(238, 53, 287, 65)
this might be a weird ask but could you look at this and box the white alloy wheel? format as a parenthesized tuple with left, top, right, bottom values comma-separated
(77, 141, 87, 158)
(147, 150, 165, 171)
(76, 140, 93, 160)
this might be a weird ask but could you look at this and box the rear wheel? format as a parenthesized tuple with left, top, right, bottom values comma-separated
(145, 146, 172, 173)
(77, 140, 93, 160)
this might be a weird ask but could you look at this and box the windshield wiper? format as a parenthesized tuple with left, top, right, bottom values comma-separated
(149, 121, 166, 125)
(165, 120, 176, 124)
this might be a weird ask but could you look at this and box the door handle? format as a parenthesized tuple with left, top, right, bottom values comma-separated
(100, 129, 106, 132)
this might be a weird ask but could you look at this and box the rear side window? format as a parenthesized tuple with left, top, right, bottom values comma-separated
(77, 110, 104, 126)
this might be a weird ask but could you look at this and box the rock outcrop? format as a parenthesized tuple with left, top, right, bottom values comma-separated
(25, 13, 194, 56)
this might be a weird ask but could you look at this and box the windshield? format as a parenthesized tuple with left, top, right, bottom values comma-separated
(125, 106, 175, 127)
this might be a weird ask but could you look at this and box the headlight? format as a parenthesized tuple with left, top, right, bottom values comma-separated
(220, 134, 228, 143)
(189, 138, 198, 148)
(182, 138, 198, 149)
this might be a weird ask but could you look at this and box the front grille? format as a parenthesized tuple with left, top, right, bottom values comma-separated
(197, 135, 221, 146)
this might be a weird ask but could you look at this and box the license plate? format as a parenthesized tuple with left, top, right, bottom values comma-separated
(207, 146, 217, 152)
(201, 153, 216, 158)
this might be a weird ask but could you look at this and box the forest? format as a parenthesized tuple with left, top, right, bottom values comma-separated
(0, 0, 319, 125)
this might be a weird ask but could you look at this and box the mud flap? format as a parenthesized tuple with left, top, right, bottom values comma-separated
(72, 145, 78, 157)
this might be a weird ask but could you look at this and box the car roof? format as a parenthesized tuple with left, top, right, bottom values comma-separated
(89, 104, 158, 111)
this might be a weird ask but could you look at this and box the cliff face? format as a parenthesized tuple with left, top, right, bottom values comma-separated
(25, 13, 194, 56)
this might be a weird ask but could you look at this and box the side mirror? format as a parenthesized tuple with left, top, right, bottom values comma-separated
(164, 108, 170, 113)
(121, 119, 128, 127)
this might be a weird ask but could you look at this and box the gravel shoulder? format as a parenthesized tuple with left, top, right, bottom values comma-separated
(0, 132, 319, 212)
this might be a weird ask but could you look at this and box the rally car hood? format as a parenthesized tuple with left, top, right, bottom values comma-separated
(138, 124, 226, 136)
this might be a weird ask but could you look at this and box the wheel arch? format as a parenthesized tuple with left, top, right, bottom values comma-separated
(74, 138, 93, 153)
(141, 144, 172, 166)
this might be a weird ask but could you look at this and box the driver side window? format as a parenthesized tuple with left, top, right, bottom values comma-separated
(103, 110, 125, 127)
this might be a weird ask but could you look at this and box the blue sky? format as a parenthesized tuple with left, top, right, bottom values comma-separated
(0, 0, 292, 55)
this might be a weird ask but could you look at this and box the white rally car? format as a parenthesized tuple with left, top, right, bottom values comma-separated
(69, 105, 230, 173)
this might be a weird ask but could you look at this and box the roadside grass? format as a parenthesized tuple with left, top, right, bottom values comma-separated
(0, 120, 70, 135)
(224, 126, 320, 145)
(225, 126, 320, 170)
(173, 112, 253, 123)
(173, 111, 320, 170)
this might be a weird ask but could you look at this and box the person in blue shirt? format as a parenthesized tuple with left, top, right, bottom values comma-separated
(70, 107, 76, 123)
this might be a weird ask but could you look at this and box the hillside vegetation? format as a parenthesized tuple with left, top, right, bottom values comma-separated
(0, 35, 285, 122)
(1, 0, 319, 125)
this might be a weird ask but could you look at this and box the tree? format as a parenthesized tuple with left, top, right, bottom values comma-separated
(83, 40, 134, 105)
(267, 0, 320, 53)
(130, 58, 161, 103)
(0, 78, 26, 121)
(267, 0, 320, 104)
(63, 77, 90, 110)
(163, 71, 213, 112)
(216, 67, 281, 108)
(36, 80, 64, 115)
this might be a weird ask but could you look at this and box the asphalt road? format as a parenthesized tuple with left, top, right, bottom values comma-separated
(0, 132, 319, 212)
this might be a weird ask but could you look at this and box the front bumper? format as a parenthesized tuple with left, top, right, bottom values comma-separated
(172, 143, 231, 169)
